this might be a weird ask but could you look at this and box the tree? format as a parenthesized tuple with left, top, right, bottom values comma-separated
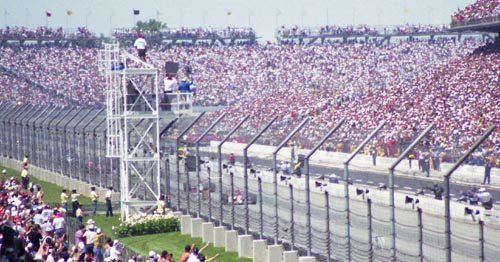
(135, 19, 167, 33)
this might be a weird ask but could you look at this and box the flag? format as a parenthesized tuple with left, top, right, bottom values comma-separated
(226, 11, 232, 16)
(156, 10, 162, 16)
(4, 11, 9, 16)
(276, 9, 282, 16)
(403, 7, 409, 15)
(133, 9, 140, 15)
(67, 10, 73, 16)
(46, 11, 52, 17)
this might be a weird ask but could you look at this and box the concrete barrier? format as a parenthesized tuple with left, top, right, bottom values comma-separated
(213, 226, 226, 247)
(298, 256, 317, 262)
(202, 222, 214, 243)
(180, 215, 192, 235)
(283, 250, 298, 262)
(225, 230, 238, 252)
(238, 235, 253, 258)
(191, 218, 203, 237)
(253, 240, 267, 262)
(268, 245, 283, 262)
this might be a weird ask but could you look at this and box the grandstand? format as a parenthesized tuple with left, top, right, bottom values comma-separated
(451, 0, 500, 33)
(0, 26, 498, 163)
(113, 27, 258, 46)
(275, 24, 492, 45)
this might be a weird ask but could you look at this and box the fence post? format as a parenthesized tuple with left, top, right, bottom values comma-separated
(367, 198, 373, 262)
(243, 116, 276, 234)
(325, 190, 331, 262)
(186, 159, 191, 215)
(195, 113, 225, 219)
(208, 166, 212, 222)
(258, 177, 263, 239)
(304, 119, 345, 256)
(343, 120, 386, 261)
(165, 157, 171, 208)
(389, 123, 435, 261)
(218, 114, 247, 227)
(271, 117, 309, 245)
(176, 113, 205, 212)
(290, 184, 295, 251)
(230, 172, 235, 230)
(418, 207, 423, 262)
(479, 220, 484, 262)
(443, 126, 495, 262)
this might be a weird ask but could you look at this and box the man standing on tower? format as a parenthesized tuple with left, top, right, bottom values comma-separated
(134, 33, 147, 62)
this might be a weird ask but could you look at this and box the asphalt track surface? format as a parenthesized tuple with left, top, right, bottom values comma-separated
(202, 152, 500, 206)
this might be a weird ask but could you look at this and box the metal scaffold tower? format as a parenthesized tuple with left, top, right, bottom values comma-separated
(98, 43, 161, 220)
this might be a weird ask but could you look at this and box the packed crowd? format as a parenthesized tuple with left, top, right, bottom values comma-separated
(452, 0, 500, 24)
(0, 26, 96, 39)
(0, 158, 217, 262)
(0, 46, 103, 106)
(113, 27, 256, 40)
(392, 24, 450, 35)
(277, 24, 451, 39)
(0, 73, 65, 106)
(0, 33, 498, 164)
(278, 25, 379, 38)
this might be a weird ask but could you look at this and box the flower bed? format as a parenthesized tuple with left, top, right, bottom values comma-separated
(114, 212, 180, 237)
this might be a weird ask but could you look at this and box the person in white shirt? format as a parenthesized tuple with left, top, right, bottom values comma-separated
(163, 74, 177, 110)
(105, 186, 113, 217)
(83, 224, 97, 255)
(71, 189, 81, 217)
(476, 187, 493, 209)
(134, 33, 147, 62)
(21, 164, 29, 190)
(52, 211, 66, 238)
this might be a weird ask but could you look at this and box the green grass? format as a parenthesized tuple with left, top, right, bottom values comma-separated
(119, 233, 251, 262)
(2, 165, 93, 205)
(1, 165, 251, 262)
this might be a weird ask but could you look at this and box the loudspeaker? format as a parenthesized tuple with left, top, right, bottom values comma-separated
(165, 61, 179, 75)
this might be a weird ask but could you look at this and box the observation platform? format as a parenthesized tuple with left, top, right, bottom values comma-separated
(450, 16, 500, 33)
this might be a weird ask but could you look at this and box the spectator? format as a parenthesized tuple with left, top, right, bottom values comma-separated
(83, 224, 97, 256)
(94, 228, 104, 262)
(60, 189, 69, 212)
(178, 244, 194, 262)
(76, 204, 83, 224)
(134, 33, 148, 62)
(21, 164, 29, 190)
(71, 189, 81, 217)
(186, 242, 211, 262)
(483, 160, 492, 185)
(52, 211, 65, 238)
(105, 186, 113, 217)
(163, 74, 177, 110)
(369, 146, 377, 166)
(156, 195, 166, 215)
(158, 250, 169, 262)
(90, 186, 99, 216)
